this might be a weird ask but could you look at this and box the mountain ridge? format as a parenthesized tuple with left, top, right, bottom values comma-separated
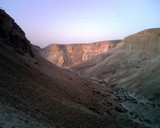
(0, 9, 34, 57)
(41, 40, 121, 67)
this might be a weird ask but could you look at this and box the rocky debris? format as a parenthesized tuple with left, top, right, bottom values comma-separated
(88, 76, 160, 128)
(41, 40, 121, 67)
(91, 77, 108, 87)
(89, 77, 129, 114)
(0, 9, 34, 57)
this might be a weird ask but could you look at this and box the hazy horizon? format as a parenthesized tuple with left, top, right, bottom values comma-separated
(1, 0, 160, 48)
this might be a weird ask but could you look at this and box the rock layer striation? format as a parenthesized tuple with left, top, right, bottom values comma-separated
(41, 40, 121, 67)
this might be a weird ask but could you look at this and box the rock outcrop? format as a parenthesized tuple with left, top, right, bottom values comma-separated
(41, 40, 121, 67)
(0, 9, 34, 57)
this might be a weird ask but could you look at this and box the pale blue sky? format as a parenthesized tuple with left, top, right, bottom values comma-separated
(1, 0, 160, 47)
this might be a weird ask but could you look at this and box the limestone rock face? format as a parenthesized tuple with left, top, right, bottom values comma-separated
(41, 40, 121, 67)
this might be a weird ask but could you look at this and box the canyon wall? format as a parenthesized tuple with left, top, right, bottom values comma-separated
(41, 40, 121, 67)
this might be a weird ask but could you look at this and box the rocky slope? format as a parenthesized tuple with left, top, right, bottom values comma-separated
(41, 40, 121, 67)
(73, 28, 160, 100)
(73, 28, 160, 127)
(0, 9, 145, 128)
(0, 9, 34, 57)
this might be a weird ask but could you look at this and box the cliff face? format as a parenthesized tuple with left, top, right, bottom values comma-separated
(41, 40, 121, 67)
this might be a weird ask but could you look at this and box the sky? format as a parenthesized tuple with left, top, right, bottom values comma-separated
(0, 0, 160, 48)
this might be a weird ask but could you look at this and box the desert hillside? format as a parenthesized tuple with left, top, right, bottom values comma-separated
(73, 28, 160, 102)
(73, 28, 160, 127)
(41, 40, 121, 67)
(0, 9, 146, 128)
(74, 28, 160, 101)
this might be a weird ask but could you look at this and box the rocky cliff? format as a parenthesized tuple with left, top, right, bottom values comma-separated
(0, 9, 34, 57)
(41, 40, 121, 67)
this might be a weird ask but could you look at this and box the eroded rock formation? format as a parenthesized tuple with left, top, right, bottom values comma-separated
(41, 40, 121, 67)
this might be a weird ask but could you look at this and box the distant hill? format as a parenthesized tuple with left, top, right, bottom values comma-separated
(41, 40, 121, 67)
